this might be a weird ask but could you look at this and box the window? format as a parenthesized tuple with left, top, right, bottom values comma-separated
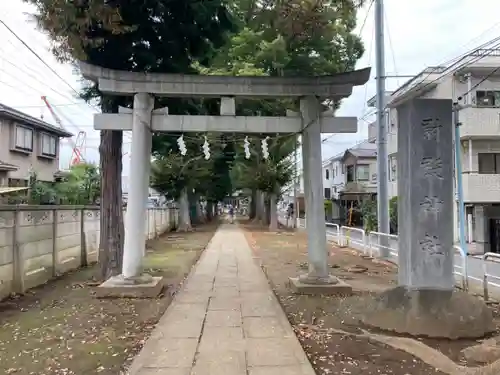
(475, 91, 500, 107)
(8, 178, 28, 187)
(324, 188, 331, 199)
(346, 165, 355, 182)
(478, 153, 500, 174)
(356, 165, 370, 181)
(325, 169, 329, 180)
(41, 133, 57, 157)
(14, 126, 33, 151)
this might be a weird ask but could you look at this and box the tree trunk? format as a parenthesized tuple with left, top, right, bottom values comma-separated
(98, 100, 124, 280)
(254, 190, 263, 223)
(206, 201, 213, 221)
(261, 192, 269, 225)
(269, 193, 278, 231)
(177, 188, 192, 231)
(249, 189, 257, 220)
(195, 196, 205, 224)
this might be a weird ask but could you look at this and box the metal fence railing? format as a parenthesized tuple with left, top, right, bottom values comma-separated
(292, 220, 500, 298)
(366, 231, 398, 258)
(483, 252, 500, 301)
(326, 223, 340, 243)
(339, 226, 366, 252)
(453, 245, 468, 291)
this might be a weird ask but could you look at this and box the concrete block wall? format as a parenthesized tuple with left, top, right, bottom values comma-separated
(0, 206, 178, 300)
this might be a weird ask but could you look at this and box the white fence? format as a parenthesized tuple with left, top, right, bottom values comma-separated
(294, 218, 500, 301)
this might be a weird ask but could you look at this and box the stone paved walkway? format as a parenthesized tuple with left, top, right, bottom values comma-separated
(128, 224, 315, 375)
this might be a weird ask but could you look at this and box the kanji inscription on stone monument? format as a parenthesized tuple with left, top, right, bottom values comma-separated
(420, 157, 443, 179)
(420, 196, 444, 213)
(421, 117, 442, 140)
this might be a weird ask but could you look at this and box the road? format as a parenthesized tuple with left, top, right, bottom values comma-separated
(280, 215, 500, 290)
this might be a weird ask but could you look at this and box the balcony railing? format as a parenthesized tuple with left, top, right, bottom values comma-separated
(463, 174, 500, 203)
(459, 106, 500, 139)
(367, 121, 376, 141)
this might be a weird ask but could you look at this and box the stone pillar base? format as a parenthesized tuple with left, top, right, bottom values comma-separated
(361, 286, 494, 339)
(95, 274, 164, 298)
(289, 274, 352, 295)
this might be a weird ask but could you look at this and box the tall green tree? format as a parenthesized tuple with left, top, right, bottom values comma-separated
(25, 0, 237, 279)
(150, 133, 236, 229)
(206, 0, 365, 227)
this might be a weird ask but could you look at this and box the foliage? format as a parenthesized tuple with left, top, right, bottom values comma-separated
(360, 198, 377, 233)
(218, 0, 365, 77)
(389, 196, 398, 234)
(9, 164, 100, 205)
(150, 134, 236, 201)
(25, 0, 238, 276)
(25, 0, 237, 69)
(324, 199, 332, 216)
(231, 135, 297, 195)
(56, 163, 101, 205)
(207, 0, 365, 195)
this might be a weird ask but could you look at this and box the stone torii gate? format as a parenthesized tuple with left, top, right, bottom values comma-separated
(79, 62, 370, 296)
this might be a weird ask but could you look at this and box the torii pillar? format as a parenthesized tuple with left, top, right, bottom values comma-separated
(288, 96, 352, 294)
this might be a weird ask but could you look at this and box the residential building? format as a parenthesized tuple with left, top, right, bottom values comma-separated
(321, 158, 345, 200)
(0, 103, 72, 186)
(340, 141, 377, 194)
(369, 47, 500, 253)
(330, 156, 345, 199)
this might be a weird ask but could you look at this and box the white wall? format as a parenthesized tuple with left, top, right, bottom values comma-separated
(331, 160, 345, 199)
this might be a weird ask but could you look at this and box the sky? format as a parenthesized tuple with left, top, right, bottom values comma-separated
(1, 0, 500, 180)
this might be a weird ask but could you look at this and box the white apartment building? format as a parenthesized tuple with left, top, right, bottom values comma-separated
(321, 157, 345, 200)
(368, 48, 500, 254)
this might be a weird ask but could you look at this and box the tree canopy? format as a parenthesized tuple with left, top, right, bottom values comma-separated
(24, 0, 367, 239)
(24, 0, 239, 276)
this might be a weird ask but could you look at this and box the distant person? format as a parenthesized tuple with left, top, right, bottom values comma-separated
(228, 204, 234, 223)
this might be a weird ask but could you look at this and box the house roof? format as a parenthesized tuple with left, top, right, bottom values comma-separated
(0, 103, 73, 137)
(342, 141, 377, 160)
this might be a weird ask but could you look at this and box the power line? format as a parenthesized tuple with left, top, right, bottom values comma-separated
(357, 0, 375, 37)
(460, 66, 500, 100)
(383, 7, 398, 85)
(0, 19, 82, 98)
(0, 18, 134, 141)
(391, 36, 500, 100)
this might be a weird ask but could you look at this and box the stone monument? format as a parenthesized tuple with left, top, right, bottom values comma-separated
(361, 98, 494, 339)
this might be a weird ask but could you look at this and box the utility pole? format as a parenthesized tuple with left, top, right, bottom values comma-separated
(453, 102, 467, 256)
(293, 135, 299, 228)
(374, 0, 390, 257)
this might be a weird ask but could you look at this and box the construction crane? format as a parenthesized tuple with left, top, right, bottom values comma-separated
(41, 96, 86, 167)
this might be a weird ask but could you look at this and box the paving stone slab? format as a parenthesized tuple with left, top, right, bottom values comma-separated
(246, 338, 304, 366)
(211, 286, 240, 297)
(136, 368, 191, 375)
(248, 365, 316, 375)
(205, 310, 242, 327)
(208, 296, 241, 310)
(143, 338, 198, 368)
(193, 351, 246, 375)
(243, 316, 291, 338)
